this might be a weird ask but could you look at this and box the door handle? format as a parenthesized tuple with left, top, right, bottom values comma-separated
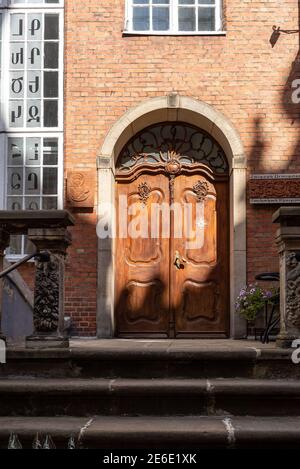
(174, 250, 187, 270)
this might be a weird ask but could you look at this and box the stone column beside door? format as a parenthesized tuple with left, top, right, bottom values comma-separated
(273, 207, 300, 348)
(26, 225, 73, 349)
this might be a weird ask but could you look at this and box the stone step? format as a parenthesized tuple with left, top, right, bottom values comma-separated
(1, 378, 300, 417)
(2, 343, 295, 379)
(1, 416, 300, 449)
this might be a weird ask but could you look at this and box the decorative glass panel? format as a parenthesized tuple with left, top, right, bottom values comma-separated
(8, 11, 61, 128)
(6, 136, 60, 209)
(117, 123, 228, 174)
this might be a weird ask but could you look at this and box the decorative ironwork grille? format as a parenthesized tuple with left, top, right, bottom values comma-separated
(117, 123, 228, 174)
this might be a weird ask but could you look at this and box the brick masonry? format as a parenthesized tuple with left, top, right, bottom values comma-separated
(54, 0, 300, 335)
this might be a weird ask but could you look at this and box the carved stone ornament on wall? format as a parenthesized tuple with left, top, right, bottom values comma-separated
(285, 252, 300, 328)
(67, 171, 95, 208)
(33, 257, 60, 333)
(193, 180, 209, 202)
(249, 176, 300, 204)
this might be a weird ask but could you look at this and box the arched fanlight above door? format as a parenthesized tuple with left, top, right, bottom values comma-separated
(116, 122, 229, 176)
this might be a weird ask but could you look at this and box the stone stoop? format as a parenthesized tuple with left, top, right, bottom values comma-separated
(0, 340, 299, 449)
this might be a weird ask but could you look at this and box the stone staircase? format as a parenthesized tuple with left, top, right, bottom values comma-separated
(0, 340, 299, 449)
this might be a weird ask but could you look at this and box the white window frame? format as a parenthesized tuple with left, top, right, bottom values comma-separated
(0, 1, 64, 8)
(0, 7, 64, 131)
(4, 132, 64, 261)
(124, 0, 225, 35)
(0, 0, 64, 260)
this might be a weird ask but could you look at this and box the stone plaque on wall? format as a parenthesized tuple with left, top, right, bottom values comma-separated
(249, 174, 300, 205)
(67, 171, 95, 208)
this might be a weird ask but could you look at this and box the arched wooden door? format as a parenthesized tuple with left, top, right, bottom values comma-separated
(115, 123, 229, 338)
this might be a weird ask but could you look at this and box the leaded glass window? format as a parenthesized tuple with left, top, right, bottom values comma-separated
(117, 123, 228, 175)
(9, 11, 61, 129)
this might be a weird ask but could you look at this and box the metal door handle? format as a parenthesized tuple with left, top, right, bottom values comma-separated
(174, 251, 186, 270)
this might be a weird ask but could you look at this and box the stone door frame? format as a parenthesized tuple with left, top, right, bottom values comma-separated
(96, 95, 247, 339)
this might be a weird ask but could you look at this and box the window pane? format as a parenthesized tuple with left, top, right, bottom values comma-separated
(44, 100, 58, 127)
(24, 237, 36, 257)
(153, 0, 169, 3)
(10, 14, 25, 40)
(42, 197, 57, 209)
(27, 100, 41, 127)
(198, 7, 215, 31)
(27, 71, 41, 97)
(26, 137, 41, 165)
(28, 43, 42, 69)
(7, 198, 23, 211)
(43, 167, 57, 194)
(8, 137, 23, 165)
(198, 0, 214, 3)
(25, 167, 40, 194)
(44, 71, 58, 97)
(43, 138, 58, 164)
(153, 7, 169, 31)
(25, 197, 40, 210)
(9, 101, 24, 127)
(179, 0, 195, 4)
(44, 14, 59, 40)
(133, 7, 149, 31)
(28, 14, 42, 41)
(133, 0, 149, 3)
(178, 7, 196, 31)
(44, 42, 58, 69)
(8, 235, 22, 255)
(7, 168, 23, 195)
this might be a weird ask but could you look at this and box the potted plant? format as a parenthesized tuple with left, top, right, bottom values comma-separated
(235, 284, 273, 337)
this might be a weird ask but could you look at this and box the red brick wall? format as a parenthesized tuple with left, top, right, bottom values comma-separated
(63, 0, 300, 335)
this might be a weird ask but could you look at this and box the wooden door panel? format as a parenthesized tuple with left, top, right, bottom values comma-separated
(173, 174, 229, 336)
(180, 184, 217, 266)
(115, 173, 170, 336)
(182, 280, 220, 322)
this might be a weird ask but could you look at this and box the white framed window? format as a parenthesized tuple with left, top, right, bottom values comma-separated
(1, 8, 64, 130)
(0, 1, 63, 8)
(5, 133, 63, 258)
(0, 1, 64, 259)
(124, 0, 224, 35)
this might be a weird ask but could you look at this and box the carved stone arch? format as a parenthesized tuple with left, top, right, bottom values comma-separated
(97, 95, 247, 339)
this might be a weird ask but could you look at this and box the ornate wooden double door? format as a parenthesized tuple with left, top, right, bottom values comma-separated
(115, 123, 229, 338)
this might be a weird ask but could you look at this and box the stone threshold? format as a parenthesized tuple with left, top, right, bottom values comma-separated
(5, 338, 292, 360)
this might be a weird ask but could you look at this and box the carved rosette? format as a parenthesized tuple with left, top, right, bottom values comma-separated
(138, 182, 151, 204)
(193, 181, 209, 202)
(285, 252, 300, 328)
(33, 255, 60, 333)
